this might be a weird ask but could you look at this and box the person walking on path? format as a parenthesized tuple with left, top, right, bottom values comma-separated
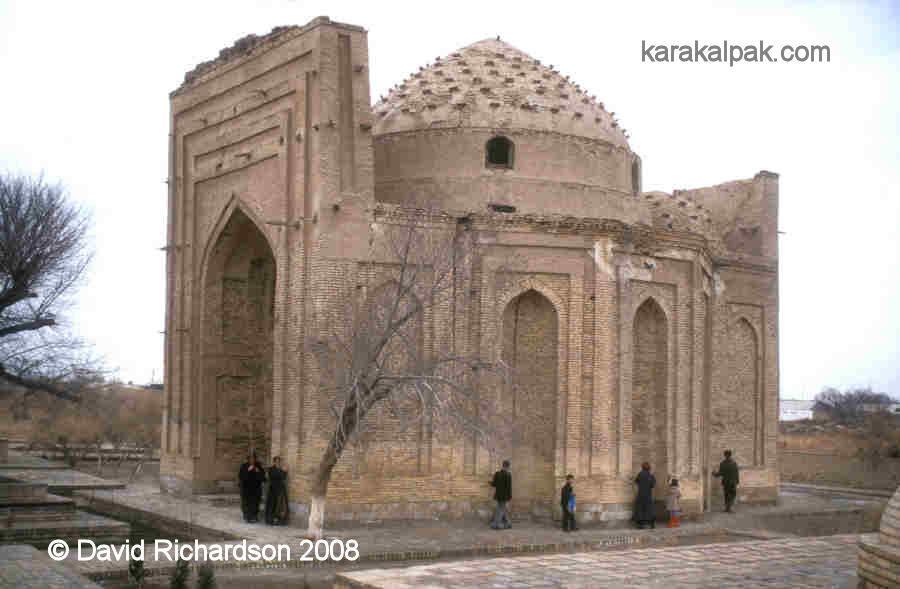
(264, 456, 290, 525)
(560, 474, 577, 532)
(666, 477, 681, 528)
(633, 462, 656, 529)
(713, 449, 740, 512)
(489, 459, 512, 529)
(238, 452, 266, 523)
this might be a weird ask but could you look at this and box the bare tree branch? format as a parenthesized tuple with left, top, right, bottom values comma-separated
(0, 172, 98, 401)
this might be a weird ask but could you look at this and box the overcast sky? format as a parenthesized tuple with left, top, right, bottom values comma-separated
(1, 0, 897, 399)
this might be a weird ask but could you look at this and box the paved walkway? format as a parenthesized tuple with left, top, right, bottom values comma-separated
(0, 545, 101, 589)
(58, 482, 885, 581)
(335, 534, 861, 589)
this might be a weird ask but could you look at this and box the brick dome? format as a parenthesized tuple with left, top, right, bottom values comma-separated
(374, 38, 629, 148)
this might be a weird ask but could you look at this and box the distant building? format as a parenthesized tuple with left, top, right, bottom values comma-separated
(780, 399, 814, 421)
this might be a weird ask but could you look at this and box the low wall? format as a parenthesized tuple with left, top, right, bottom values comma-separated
(779, 450, 900, 490)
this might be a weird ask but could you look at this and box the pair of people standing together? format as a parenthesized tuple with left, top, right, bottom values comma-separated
(238, 453, 290, 525)
(633, 450, 741, 528)
(487, 460, 577, 532)
(631, 463, 684, 528)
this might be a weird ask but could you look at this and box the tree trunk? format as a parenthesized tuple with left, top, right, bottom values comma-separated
(307, 439, 342, 539)
(308, 494, 326, 540)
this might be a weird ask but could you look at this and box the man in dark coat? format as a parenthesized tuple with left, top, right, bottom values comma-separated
(560, 474, 577, 532)
(713, 449, 740, 512)
(489, 459, 512, 529)
(633, 462, 656, 529)
(238, 452, 266, 522)
(264, 456, 289, 525)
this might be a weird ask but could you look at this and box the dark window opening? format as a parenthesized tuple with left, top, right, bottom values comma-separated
(486, 136, 514, 168)
(631, 158, 642, 194)
(488, 203, 516, 213)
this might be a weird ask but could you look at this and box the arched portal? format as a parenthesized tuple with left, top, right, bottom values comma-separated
(202, 208, 275, 481)
(632, 298, 668, 482)
(502, 289, 557, 514)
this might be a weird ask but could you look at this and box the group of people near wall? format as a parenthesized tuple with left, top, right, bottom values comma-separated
(489, 450, 741, 531)
(237, 453, 290, 525)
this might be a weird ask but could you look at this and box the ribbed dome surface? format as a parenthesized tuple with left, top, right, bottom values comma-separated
(374, 39, 629, 147)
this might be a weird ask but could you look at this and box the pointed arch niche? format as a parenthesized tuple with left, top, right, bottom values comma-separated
(718, 317, 760, 465)
(501, 289, 558, 512)
(201, 207, 276, 480)
(632, 297, 669, 482)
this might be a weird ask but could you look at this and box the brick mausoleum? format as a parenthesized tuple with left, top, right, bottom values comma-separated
(162, 16, 780, 524)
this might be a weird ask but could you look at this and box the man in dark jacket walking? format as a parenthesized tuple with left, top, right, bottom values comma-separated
(713, 449, 740, 512)
(489, 459, 512, 529)
(560, 474, 577, 531)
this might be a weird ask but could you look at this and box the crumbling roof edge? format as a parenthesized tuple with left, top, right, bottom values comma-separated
(172, 16, 365, 97)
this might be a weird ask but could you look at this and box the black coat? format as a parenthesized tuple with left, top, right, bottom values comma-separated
(264, 466, 289, 524)
(633, 469, 656, 522)
(560, 483, 575, 512)
(239, 461, 266, 494)
(491, 469, 512, 502)
(714, 457, 740, 486)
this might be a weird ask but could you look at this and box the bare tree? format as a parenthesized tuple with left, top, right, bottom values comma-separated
(0, 172, 98, 401)
(813, 386, 896, 425)
(305, 208, 511, 538)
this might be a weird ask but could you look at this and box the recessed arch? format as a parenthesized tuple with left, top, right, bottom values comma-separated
(199, 195, 277, 290)
(632, 296, 668, 480)
(731, 317, 760, 464)
(501, 288, 557, 513)
(200, 206, 276, 481)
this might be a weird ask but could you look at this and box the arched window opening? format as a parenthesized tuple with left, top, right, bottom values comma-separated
(486, 136, 514, 168)
(632, 156, 642, 194)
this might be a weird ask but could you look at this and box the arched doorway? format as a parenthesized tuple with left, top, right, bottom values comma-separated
(202, 208, 275, 481)
(632, 298, 668, 483)
(501, 289, 557, 515)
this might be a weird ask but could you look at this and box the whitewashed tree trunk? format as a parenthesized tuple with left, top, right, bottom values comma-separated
(307, 494, 326, 539)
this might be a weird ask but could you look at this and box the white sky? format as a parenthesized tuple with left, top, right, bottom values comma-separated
(0, 0, 897, 399)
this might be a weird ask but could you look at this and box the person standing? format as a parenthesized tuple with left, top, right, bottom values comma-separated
(666, 477, 681, 528)
(489, 459, 512, 529)
(560, 474, 577, 532)
(713, 449, 740, 512)
(238, 452, 266, 523)
(633, 462, 656, 529)
(264, 456, 290, 525)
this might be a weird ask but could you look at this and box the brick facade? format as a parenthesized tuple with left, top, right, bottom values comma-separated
(162, 17, 780, 521)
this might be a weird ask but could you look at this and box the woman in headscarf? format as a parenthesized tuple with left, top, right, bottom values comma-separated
(633, 462, 656, 529)
(264, 456, 290, 525)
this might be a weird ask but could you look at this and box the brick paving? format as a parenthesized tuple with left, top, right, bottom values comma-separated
(335, 534, 861, 588)
(0, 545, 101, 589)
(56, 483, 883, 582)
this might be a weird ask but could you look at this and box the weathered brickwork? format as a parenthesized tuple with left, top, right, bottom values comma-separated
(162, 17, 780, 521)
